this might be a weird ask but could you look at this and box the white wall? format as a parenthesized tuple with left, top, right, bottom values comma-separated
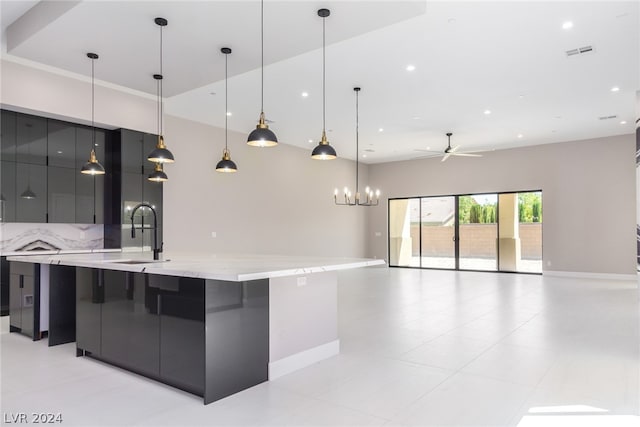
(367, 135, 637, 275)
(162, 115, 369, 257)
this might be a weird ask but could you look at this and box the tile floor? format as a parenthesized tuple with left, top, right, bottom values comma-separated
(1, 267, 639, 426)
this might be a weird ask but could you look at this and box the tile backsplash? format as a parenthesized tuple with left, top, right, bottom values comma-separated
(0, 223, 104, 252)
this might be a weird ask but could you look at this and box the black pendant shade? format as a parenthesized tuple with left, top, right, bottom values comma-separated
(216, 149, 238, 173)
(148, 163, 168, 182)
(147, 135, 175, 163)
(247, 112, 278, 147)
(311, 130, 337, 160)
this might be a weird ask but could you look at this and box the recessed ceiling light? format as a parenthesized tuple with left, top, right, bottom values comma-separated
(517, 134, 523, 139)
(57, 150, 63, 154)
(562, 21, 573, 30)
(484, 110, 491, 115)
(610, 86, 620, 92)
(406, 65, 416, 72)
(301, 92, 309, 97)
(378, 128, 384, 132)
(226, 111, 232, 116)
(518, 94, 525, 99)
(308, 139, 313, 143)
(362, 154, 367, 158)
(620, 120, 627, 125)
(412, 116, 422, 120)
(447, 18, 456, 24)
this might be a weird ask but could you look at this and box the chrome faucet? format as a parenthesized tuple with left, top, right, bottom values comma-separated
(130, 203, 162, 260)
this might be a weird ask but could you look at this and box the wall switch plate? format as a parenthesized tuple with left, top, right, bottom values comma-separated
(375, 231, 382, 237)
(211, 232, 217, 238)
(297, 276, 307, 287)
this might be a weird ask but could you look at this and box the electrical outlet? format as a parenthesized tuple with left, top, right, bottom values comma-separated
(297, 276, 307, 287)
(375, 231, 382, 237)
(546, 260, 551, 267)
(211, 232, 217, 238)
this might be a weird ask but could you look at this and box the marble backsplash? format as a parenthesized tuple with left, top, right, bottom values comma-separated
(0, 223, 104, 252)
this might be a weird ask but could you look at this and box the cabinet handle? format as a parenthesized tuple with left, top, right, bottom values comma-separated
(19, 275, 24, 289)
(157, 295, 162, 316)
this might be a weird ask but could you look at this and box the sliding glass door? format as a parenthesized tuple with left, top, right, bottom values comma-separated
(389, 191, 542, 273)
(420, 197, 456, 269)
(458, 194, 498, 271)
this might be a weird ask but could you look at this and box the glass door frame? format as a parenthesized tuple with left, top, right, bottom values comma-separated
(388, 189, 542, 275)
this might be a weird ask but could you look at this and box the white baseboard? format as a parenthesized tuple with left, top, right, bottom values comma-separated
(268, 340, 340, 380)
(544, 270, 637, 281)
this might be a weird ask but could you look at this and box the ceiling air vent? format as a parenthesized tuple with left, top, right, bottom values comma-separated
(598, 115, 617, 120)
(565, 45, 594, 57)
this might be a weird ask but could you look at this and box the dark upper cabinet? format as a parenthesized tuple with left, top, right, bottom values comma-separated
(120, 129, 163, 250)
(121, 129, 144, 174)
(47, 166, 76, 223)
(16, 114, 46, 165)
(47, 121, 76, 168)
(1, 161, 17, 222)
(1, 110, 111, 224)
(1, 110, 17, 162)
(142, 133, 158, 174)
(16, 163, 47, 223)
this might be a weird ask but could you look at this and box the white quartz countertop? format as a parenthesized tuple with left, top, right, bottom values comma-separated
(5, 251, 385, 282)
(0, 248, 122, 257)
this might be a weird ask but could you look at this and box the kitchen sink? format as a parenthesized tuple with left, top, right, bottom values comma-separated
(109, 259, 170, 265)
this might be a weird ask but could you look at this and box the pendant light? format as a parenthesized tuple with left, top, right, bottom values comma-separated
(335, 88, 380, 206)
(311, 8, 337, 160)
(20, 123, 36, 200)
(216, 47, 238, 173)
(81, 52, 106, 175)
(148, 163, 168, 182)
(147, 17, 175, 166)
(247, 0, 278, 147)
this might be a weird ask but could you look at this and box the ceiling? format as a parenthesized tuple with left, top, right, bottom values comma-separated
(2, 1, 638, 164)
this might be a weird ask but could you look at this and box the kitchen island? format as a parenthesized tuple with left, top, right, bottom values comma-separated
(6, 252, 384, 404)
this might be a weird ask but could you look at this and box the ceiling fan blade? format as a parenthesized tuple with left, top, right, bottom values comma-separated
(450, 145, 461, 153)
(413, 149, 444, 153)
(442, 153, 452, 162)
(451, 152, 483, 157)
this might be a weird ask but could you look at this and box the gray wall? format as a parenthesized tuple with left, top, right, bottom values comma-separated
(162, 115, 369, 257)
(367, 134, 637, 275)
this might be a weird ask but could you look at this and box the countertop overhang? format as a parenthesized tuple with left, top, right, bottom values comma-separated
(5, 251, 386, 282)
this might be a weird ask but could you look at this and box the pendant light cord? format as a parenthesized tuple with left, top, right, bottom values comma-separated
(322, 14, 326, 132)
(355, 90, 359, 194)
(159, 23, 164, 136)
(225, 51, 229, 150)
(261, 0, 264, 113)
(91, 57, 95, 147)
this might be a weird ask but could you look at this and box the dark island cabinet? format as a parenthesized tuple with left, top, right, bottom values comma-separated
(9, 262, 40, 340)
(154, 275, 205, 395)
(76, 268, 205, 396)
(102, 270, 160, 377)
(76, 267, 103, 355)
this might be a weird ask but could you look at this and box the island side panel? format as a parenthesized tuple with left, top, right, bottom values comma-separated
(268, 271, 339, 379)
(204, 278, 269, 405)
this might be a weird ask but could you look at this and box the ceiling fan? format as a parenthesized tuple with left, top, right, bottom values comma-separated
(414, 132, 483, 162)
